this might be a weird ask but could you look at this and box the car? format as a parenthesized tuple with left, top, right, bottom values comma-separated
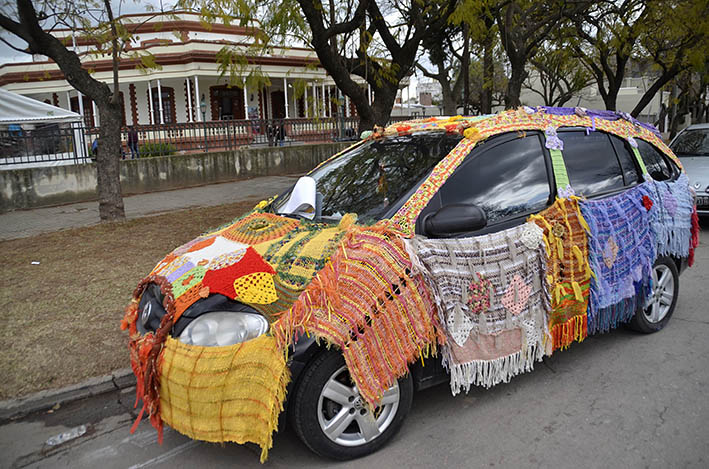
(670, 123, 709, 216)
(121, 107, 699, 463)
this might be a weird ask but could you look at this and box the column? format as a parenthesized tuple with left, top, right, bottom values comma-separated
(345, 95, 349, 117)
(65, 91, 71, 111)
(283, 77, 289, 119)
(186, 78, 193, 122)
(147, 80, 155, 124)
(157, 79, 164, 124)
(321, 83, 326, 117)
(312, 83, 317, 117)
(193, 76, 201, 122)
(304, 84, 309, 118)
(92, 100, 99, 127)
(368, 84, 372, 105)
(243, 85, 249, 119)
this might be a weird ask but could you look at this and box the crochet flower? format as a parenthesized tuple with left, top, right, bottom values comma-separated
(545, 126, 564, 150)
(627, 136, 638, 148)
(463, 127, 480, 141)
(552, 222, 566, 238)
(642, 195, 653, 211)
(520, 222, 544, 249)
(574, 107, 588, 117)
(501, 275, 531, 316)
(396, 124, 411, 134)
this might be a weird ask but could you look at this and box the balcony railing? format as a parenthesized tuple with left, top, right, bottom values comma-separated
(1, 116, 419, 167)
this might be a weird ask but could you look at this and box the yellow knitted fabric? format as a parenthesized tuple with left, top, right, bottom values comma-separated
(158, 335, 289, 463)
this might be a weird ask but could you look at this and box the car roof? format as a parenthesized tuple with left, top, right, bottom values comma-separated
(680, 123, 709, 131)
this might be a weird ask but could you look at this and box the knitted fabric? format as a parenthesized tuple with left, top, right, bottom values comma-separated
(159, 335, 289, 463)
(689, 205, 700, 267)
(406, 222, 550, 394)
(272, 225, 443, 407)
(580, 183, 656, 334)
(528, 198, 592, 350)
(646, 173, 694, 260)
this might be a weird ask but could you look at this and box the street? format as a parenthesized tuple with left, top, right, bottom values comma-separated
(2, 221, 708, 469)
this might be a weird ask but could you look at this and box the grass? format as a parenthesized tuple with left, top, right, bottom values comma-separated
(0, 199, 260, 400)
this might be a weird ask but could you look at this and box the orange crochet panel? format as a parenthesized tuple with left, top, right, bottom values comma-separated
(529, 197, 592, 350)
(273, 225, 444, 406)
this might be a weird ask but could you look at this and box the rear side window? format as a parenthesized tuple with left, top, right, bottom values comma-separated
(559, 131, 624, 196)
(437, 134, 551, 224)
(671, 128, 709, 156)
(608, 135, 642, 186)
(636, 139, 675, 181)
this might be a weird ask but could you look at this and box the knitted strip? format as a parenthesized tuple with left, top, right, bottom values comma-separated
(646, 173, 694, 259)
(406, 222, 550, 394)
(159, 335, 289, 463)
(272, 225, 443, 406)
(528, 197, 591, 350)
(580, 183, 656, 334)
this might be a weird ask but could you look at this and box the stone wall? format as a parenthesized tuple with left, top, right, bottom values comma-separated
(0, 142, 349, 212)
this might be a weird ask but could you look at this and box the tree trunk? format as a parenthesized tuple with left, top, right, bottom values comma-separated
(370, 84, 399, 127)
(96, 101, 125, 220)
(505, 62, 527, 109)
(481, 32, 494, 114)
(462, 25, 470, 114)
(441, 85, 457, 115)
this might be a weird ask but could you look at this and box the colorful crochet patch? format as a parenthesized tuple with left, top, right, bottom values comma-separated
(159, 335, 289, 463)
(646, 173, 694, 260)
(580, 183, 656, 334)
(529, 197, 591, 351)
(407, 222, 550, 394)
(273, 225, 443, 406)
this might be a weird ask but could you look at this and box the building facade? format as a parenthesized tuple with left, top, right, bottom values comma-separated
(0, 11, 366, 128)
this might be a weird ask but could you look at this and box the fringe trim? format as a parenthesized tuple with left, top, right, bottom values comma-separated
(444, 341, 546, 395)
(549, 314, 587, 351)
(588, 280, 651, 334)
(689, 206, 700, 267)
(655, 223, 692, 260)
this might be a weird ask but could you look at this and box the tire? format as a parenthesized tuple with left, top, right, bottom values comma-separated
(629, 256, 679, 333)
(289, 349, 413, 460)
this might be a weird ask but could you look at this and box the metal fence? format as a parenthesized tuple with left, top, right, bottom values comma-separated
(2, 115, 418, 167)
(0, 122, 88, 168)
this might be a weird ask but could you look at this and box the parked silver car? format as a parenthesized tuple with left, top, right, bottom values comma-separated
(670, 123, 709, 215)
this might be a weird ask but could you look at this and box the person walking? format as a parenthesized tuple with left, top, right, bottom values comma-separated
(127, 126, 140, 159)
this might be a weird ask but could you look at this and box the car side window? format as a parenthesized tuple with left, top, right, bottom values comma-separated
(608, 135, 642, 186)
(559, 130, 625, 196)
(436, 133, 551, 226)
(636, 139, 675, 181)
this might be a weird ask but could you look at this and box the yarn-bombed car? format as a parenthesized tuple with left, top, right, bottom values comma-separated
(122, 107, 700, 462)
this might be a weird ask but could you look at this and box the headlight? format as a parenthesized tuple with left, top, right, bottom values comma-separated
(178, 311, 269, 346)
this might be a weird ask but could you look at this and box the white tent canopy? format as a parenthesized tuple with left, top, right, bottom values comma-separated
(0, 88, 82, 124)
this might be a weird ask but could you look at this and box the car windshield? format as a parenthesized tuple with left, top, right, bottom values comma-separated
(272, 132, 463, 223)
(671, 128, 709, 156)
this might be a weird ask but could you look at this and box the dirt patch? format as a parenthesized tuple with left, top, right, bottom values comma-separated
(0, 199, 259, 400)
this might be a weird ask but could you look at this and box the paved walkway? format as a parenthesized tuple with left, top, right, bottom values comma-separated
(0, 175, 299, 240)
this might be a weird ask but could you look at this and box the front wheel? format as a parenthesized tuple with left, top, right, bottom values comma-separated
(629, 256, 679, 333)
(289, 350, 413, 460)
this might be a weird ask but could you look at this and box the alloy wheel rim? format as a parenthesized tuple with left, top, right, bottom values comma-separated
(644, 264, 674, 323)
(317, 365, 400, 447)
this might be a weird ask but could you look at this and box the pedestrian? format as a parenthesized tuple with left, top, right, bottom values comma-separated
(127, 125, 140, 159)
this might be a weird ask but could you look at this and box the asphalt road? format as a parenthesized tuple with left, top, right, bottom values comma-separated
(2, 220, 708, 469)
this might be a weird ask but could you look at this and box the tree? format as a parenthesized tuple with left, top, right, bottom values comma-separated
(524, 35, 593, 107)
(230, 0, 458, 129)
(630, 0, 709, 117)
(416, 22, 465, 115)
(493, 0, 581, 108)
(0, 0, 170, 221)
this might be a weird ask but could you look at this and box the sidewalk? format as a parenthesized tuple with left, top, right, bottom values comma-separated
(0, 175, 299, 240)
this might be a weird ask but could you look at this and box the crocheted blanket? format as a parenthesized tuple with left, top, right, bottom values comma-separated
(529, 198, 592, 350)
(646, 173, 694, 260)
(272, 225, 443, 407)
(580, 183, 656, 334)
(406, 222, 550, 394)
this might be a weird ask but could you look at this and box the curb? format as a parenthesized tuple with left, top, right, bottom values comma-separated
(0, 368, 136, 422)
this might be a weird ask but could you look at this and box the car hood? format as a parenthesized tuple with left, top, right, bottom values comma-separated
(145, 207, 357, 321)
(678, 156, 709, 193)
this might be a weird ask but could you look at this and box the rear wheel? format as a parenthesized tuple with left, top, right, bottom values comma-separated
(289, 350, 413, 460)
(629, 256, 679, 333)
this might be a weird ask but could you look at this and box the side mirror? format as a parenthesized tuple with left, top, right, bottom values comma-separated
(423, 203, 487, 237)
